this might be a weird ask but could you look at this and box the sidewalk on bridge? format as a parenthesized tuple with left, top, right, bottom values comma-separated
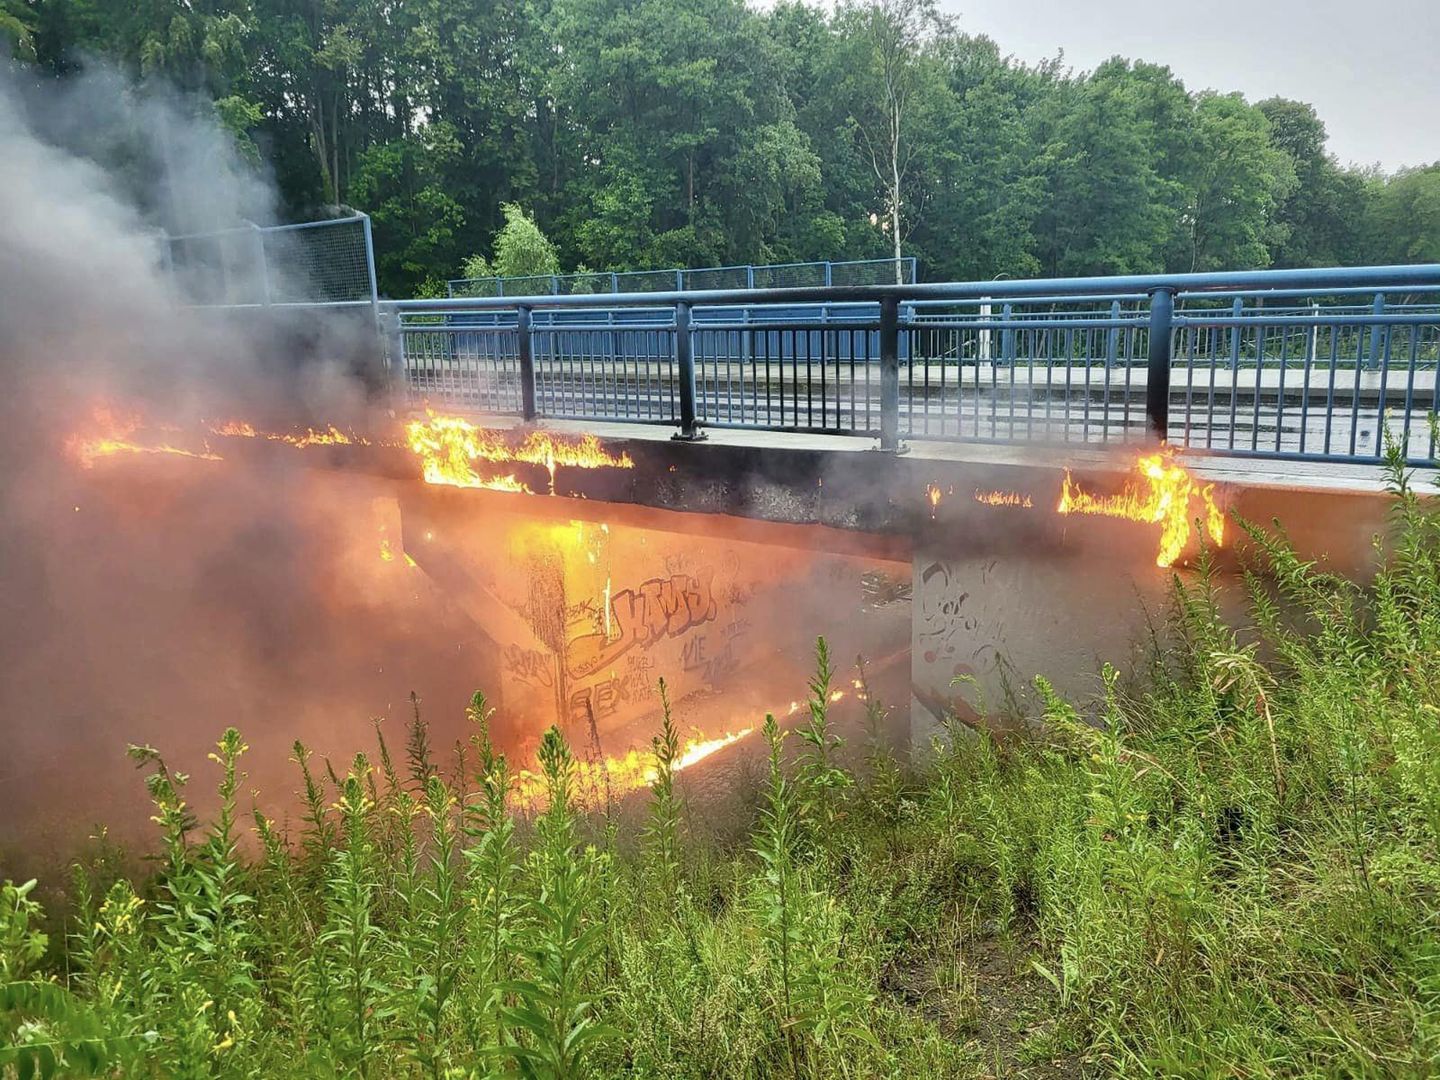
(466, 413, 1437, 496)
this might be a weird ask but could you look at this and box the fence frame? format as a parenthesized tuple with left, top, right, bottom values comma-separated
(163, 211, 380, 327)
(446, 256, 919, 299)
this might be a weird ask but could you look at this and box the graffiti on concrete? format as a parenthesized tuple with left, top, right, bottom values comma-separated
(568, 569, 720, 679)
(567, 653, 658, 723)
(917, 560, 975, 665)
(502, 644, 554, 688)
(916, 558, 1009, 681)
(680, 617, 749, 683)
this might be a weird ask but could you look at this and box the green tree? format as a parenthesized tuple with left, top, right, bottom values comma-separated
(489, 202, 561, 280)
(1032, 59, 1179, 276)
(1174, 92, 1294, 271)
(1366, 164, 1440, 264)
(1, 0, 37, 60)
(350, 122, 468, 296)
(909, 33, 1049, 281)
(1258, 97, 1366, 268)
(832, 0, 948, 282)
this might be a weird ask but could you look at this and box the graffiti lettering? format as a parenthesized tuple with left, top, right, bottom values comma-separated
(567, 669, 654, 724)
(502, 645, 554, 688)
(680, 631, 742, 683)
(918, 560, 979, 665)
(568, 569, 718, 678)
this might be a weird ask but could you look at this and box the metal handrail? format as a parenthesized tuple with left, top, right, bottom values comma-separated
(393, 263, 1440, 464)
(399, 264, 1440, 314)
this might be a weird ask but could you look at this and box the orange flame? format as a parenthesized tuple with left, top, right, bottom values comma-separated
(66, 407, 223, 468)
(974, 489, 1033, 509)
(509, 686, 858, 808)
(1057, 451, 1225, 567)
(514, 726, 755, 806)
(925, 483, 952, 519)
(211, 420, 369, 448)
(405, 413, 634, 494)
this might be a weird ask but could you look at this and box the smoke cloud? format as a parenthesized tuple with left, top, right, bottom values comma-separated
(0, 60, 912, 876)
(0, 60, 472, 864)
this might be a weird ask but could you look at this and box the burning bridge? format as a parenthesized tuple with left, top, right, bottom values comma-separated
(67, 258, 1440, 763)
(381, 261, 1440, 739)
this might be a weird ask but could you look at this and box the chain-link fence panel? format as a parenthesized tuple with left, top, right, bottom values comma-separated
(165, 215, 376, 307)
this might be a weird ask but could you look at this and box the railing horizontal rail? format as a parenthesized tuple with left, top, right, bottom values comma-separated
(393, 263, 1440, 313)
(1176, 313, 1440, 328)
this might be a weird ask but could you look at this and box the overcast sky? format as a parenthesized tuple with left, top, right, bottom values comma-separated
(940, 0, 1440, 172)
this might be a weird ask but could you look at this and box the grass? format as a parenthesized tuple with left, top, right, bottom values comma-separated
(4, 442, 1440, 1077)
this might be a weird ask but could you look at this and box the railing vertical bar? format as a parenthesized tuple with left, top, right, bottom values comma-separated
(765, 327, 774, 426)
(1349, 318, 1366, 458)
(994, 304, 1009, 440)
(1373, 318, 1394, 457)
(1428, 330, 1438, 461)
(920, 325, 930, 436)
(792, 326, 801, 428)
(1122, 312, 1134, 438)
(1275, 327, 1290, 454)
(517, 305, 536, 422)
(1227, 299, 1243, 449)
(754, 325, 766, 426)
(1146, 287, 1174, 443)
(1008, 323, 1019, 441)
(1181, 322, 1194, 447)
(1050, 325, 1058, 436)
(845, 328, 853, 432)
(1102, 301, 1118, 443)
(1205, 317, 1218, 449)
(674, 302, 700, 438)
(1322, 323, 1340, 455)
(734, 327, 742, 423)
(1251, 325, 1265, 452)
(879, 297, 900, 449)
(1298, 316, 1316, 456)
(626, 329, 637, 419)
(1401, 323, 1420, 458)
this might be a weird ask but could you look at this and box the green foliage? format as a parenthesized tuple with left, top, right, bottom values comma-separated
(8, 500, 1440, 1074)
(793, 637, 853, 845)
(644, 678, 683, 906)
(16, 0, 1436, 292)
(504, 727, 611, 1077)
(490, 203, 561, 281)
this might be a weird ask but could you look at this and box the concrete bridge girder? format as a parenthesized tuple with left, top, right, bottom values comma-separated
(371, 417, 1401, 746)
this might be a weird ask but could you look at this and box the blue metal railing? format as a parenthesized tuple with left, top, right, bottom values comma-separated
(446, 257, 918, 298)
(390, 264, 1440, 465)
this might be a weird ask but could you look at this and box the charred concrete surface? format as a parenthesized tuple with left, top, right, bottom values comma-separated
(396, 490, 912, 757)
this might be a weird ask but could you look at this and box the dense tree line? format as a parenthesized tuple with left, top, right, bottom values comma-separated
(5, 0, 1438, 296)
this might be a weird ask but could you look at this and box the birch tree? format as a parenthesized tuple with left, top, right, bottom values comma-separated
(839, 0, 943, 282)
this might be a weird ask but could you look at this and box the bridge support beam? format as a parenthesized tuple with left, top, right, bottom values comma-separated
(909, 539, 1167, 746)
